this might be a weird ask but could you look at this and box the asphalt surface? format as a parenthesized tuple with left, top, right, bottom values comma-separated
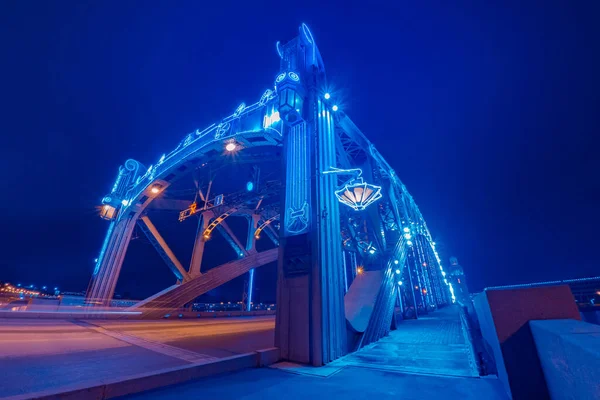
(0, 316, 274, 397)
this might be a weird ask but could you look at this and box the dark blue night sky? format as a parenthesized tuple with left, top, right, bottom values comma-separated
(1, 1, 598, 299)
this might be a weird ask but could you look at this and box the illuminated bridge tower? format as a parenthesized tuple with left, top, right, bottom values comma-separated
(274, 25, 347, 365)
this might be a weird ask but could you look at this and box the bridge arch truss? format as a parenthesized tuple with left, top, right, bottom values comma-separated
(89, 25, 454, 352)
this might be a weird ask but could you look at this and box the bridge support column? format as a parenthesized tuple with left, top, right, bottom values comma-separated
(138, 216, 190, 282)
(245, 214, 260, 312)
(189, 212, 210, 278)
(87, 214, 137, 306)
(275, 32, 347, 365)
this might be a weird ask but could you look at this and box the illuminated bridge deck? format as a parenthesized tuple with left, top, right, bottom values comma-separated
(334, 305, 479, 377)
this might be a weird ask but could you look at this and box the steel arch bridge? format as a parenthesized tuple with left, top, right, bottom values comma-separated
(89, 24, 455, 366)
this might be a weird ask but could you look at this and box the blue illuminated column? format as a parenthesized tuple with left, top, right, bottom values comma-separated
(275, 25, 347, 366)
(245, 214, 260, 312)
(87, 159, 147, 306)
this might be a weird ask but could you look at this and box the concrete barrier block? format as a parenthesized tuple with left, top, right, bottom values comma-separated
(473, 285, 581, 400)
(530, 319, 600, 400)
(256, 347, 281, 366)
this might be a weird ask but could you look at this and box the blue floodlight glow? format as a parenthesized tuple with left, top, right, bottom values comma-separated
(397, 281, 403, 286)
(369, 248, 375, 254)
(332, 105, 339, 111)
(42, 286, 47, 290)
(288, 71, 300, 81)
(94, 258, 99, 262)
(403, 227, 410, 233)
(121, 199, 129, 206)
(246, 181, 254, 191)
(54, 287, 58, 291)
(324, 93, 331, 100)
(407, 240, 413, 246)
(395, 269, 401, 274)
(394, 259, 399, 265)
(403, 233, 412, 240)
(442, 271, 446, 277)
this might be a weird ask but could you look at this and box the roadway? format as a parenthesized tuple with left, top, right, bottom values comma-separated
(0, 315, 274, 398)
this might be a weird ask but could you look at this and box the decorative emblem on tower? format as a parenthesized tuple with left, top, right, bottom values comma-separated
(323, 167, 383, 211)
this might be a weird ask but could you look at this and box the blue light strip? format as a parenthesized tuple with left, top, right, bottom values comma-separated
(486, 276, 600, 291)
(284, 122, 311, 235)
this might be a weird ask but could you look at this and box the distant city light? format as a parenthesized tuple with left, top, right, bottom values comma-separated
(332, 105, 339, 112)
(324, 93, 331, 100)
(225, 142, 237, 152)
(54, 287, 58, 291)
(42, 286, 47, 290)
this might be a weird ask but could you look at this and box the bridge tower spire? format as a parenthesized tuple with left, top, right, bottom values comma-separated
(274, 24, 347, 365)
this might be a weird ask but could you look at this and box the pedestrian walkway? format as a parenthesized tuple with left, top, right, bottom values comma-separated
(333, 305, 479, 377)
(124, 362, 506, 400)
(124, 306, 507, 400)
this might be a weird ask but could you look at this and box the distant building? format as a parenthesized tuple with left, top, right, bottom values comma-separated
(448, 257, 470, 304)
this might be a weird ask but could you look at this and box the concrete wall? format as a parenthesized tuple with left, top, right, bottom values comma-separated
(530, 319, 600, 400)
(473, 285, 581, 399)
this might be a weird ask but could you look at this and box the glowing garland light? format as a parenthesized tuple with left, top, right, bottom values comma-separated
(323, 167, 382, 211)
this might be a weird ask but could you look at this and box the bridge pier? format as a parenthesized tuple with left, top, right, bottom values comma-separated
(274, 28, 347, 366)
